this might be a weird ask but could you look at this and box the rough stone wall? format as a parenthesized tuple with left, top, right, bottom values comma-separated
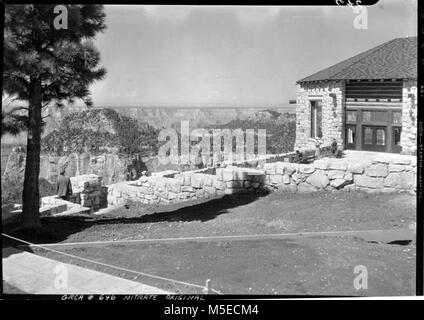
(106, 153, 416, 208)
(401, 79, 417, 155)
(107, 167, 264, 206)
(295, 81, 345, 151)
(263, 154, 416, 194)
(69, 174, 107, 211)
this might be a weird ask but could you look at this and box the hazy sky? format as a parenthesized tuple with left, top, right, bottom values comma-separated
(89, 1, 417, 107)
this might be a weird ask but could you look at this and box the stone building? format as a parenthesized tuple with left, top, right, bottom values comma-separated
(295, 37, 417, 155)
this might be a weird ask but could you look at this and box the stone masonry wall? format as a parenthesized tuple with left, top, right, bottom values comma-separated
(69, 174, 107, 211)
(295, 81, 345, 151)
(263, 154, 416, 194)
(401, 79, 417, 155)
(106, 153, 415, 208)
(107, 167, 265, 206)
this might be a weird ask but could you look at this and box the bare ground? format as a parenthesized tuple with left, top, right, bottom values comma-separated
(3, 191, 416, 296)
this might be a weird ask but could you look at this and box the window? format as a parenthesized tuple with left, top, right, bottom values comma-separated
(347, 111, 357, 122)
(310, 100, 322, 138)
(394, 127, 401, 146)
(376, 128, 386, 146)
(393, 111, 402, 125)
(347, 126, 356, 144)
(364, 127, 373, 145)
(362, 110, 388, 123)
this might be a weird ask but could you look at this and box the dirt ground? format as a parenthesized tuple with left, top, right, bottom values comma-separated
(5, 191, 416, 244)
(33, 236, 415, 296)
(2, 281, 29, 294)
(4, 191, 416, 296)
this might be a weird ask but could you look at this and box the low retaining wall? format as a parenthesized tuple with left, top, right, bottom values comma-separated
(263, 154, 416, 193)
(69, 174, 108, 211)
(107, 167, 265, 206)
(107, 153, 416, 206)
(41, 196, 91, 216)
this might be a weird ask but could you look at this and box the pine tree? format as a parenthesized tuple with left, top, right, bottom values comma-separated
(3, 5, 106, 228)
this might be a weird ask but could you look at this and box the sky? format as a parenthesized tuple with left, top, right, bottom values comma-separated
(89, 0, 417, 107)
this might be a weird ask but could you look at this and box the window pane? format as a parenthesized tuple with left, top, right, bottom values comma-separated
(347, 111, 357, 122)
(316, 101, 322, 138)
(393, 112, 402, 125)
(376, 129, 386, 146)
(363, 111, 371, 122)
(394, 127, 401, 146)
(310, 102, 315, 138)
(347, 127, 355, 144)
(362, 111, 388, 123)
(364, 127, 373, 145)
(310, 100, 322, 138)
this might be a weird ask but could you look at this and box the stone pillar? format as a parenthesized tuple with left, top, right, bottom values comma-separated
(400, 79, 417, 155)
(295, 81, 344, 151)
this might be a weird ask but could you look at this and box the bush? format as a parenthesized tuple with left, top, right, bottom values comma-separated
(41, 108, 160, 156)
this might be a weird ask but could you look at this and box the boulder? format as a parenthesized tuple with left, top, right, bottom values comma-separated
(347, 162, 365, 174)
(306, 170, 329, 189)
(327, 170, 345, 180)
(365, 163, 389, 177)
(297, 182, 318, 192)
(344, 172, 353, 182)
(298, 165, 315, 174)
(222, 169, 235, 181)
(384, 172, 415, 190)
(191, 175, 203, 188)
(203, 186, 217, 196)
(388, 164, 406, 172)
(354, 175, 384, 189)
(282, 174, 291, 184)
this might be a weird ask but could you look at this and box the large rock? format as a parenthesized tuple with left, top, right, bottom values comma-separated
(365, 163, 389, 177)
(327, 170, 345, 180)
(388, 164, 407, 172)
(354, 175, 384, 189)
(222, 169, 235, 181)
(384, 172, 415, 190)
(347, 162, 365, 174)
(297, 182, 318, 192)
(298, 165, 315, 174)
(306, 170, 329, 189)
(390, 156, 411, 165)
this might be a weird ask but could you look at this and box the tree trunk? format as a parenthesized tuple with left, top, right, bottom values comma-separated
(22, 80, 42, 229)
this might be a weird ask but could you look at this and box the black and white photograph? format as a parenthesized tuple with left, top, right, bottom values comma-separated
(0, 0, 422, 304)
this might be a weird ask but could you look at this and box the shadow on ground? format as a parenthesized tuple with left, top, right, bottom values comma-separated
(3, 192, 269, 245)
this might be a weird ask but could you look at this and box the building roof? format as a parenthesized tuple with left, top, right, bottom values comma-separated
(297, 37, 417, 83)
